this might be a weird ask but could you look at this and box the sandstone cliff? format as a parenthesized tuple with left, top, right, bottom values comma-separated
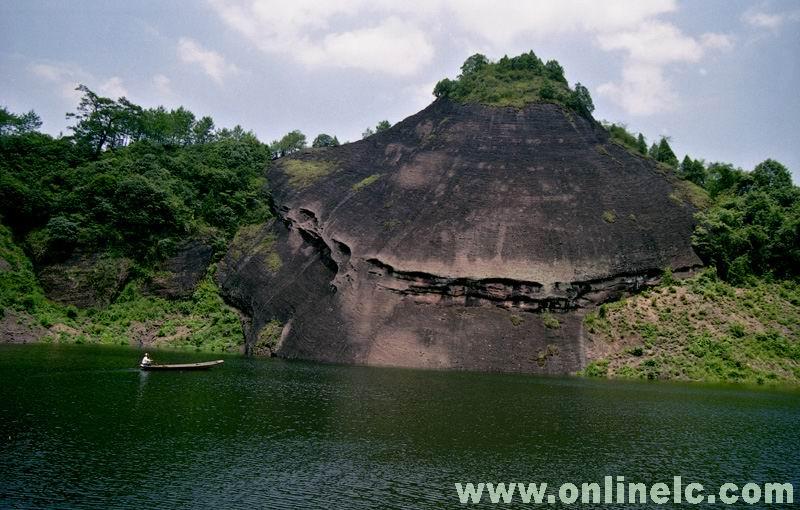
(217, 99, 702, 373)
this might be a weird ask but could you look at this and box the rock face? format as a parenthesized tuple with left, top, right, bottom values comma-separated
(144, 239, 214, 299)
(218, 99, 702, 373)
(38, 253, 132, 308)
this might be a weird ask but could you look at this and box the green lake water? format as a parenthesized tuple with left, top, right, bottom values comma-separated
(1, 344, 798, 509)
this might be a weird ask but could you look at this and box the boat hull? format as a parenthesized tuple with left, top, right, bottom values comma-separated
(140, 360, 224, 371)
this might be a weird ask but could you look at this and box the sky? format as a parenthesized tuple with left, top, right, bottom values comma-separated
(1, 0, 798, 180)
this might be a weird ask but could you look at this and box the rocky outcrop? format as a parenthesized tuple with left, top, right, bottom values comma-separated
(0, 310, 46, 343)
(218, 99, 702, 373)
(143, 239, 214, 299)
(38, 253, 132, 308)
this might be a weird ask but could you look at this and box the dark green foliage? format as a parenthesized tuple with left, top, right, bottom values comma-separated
(431, 51, 590, 114)
(433, 78, 455, 98)
(752, 159, 793, 193)
(636, 133, 647, 155)
(565, 83, 594, 116)
(270, 129, 306, 157)
(0, 107, 42, 135)
(1, 88, 271, 265)
(1, 221, 244, 351)
(363, 120, 392, 139)
(604, 123, 641, 153)
(311, 133, 339, 148)
(544, 60, 567, 83)
(460, 53, 489, 76)
(650, 137, 678, 167)
(679, 155, 706, 186)
(692, 159, 799, 283)
(65, 85, 221, 154)
(703, 162, 746, 198)
(648, 142, 659, 159)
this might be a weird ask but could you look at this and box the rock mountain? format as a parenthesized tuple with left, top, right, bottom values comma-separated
(216, 98, 702, 373)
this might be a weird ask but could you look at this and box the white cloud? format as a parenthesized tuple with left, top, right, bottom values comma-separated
(30, 63, 87, 102)
(207, 0, 434, 76)
(177, 37, 238, 84)
(207, 0, 732, 114)
(298, 17, 434, 76)
(742, 7, 800, 31)
(98, 76, 128, 98)
(597, 64, 676, 115)
(449, 0, 677, 46)
(153, 74, 173, 96)
(405, 79, 438, 111)
(596, 22, 732, 115)
(30, 63, 129, 103)
(742, 10, 784, 29)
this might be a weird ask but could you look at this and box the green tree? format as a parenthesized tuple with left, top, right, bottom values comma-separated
(312, 133, 339, 148)
(540, 82, 557, 100)
(751, 159, 792, 193)
(705, 162, 744, 198)
(362, 127, 375, 139)
(544, 60, 567, 83)
(0, 107, 42, 135)
(66, 85, 126, 155)
(648, 142, 659, 159)
(433, 78, 455, 98)
(692, 158, 799, 282)
(566, 83, 594, 116)
(636, 133, 647, 155)
(679, 156, 706, 186)
(460, 54, 489, 76)
(192, 116, 216, 144)
(271, 130, 306, 157)
(375, 120, 391, 133)
(653, 137, 678, 167)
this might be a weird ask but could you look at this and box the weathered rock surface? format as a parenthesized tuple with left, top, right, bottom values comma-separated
(143, 239, 214, 299)
(38, 253, 132, 308)
(0, 310, 46, 344)
(218, 99, 702, 373)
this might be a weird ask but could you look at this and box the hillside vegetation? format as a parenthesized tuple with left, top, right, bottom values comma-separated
(0, 89, 273, 352)
(433, 52, 595, 115)
(0, 222, 242, 351)
(583, 270, 800, 385)
(583, 155, 800, 385)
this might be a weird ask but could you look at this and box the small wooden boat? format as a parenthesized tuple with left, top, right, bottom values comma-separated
(140, 360, 224, 371)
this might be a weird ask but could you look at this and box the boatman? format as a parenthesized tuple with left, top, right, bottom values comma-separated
(140, 353, 153, 367)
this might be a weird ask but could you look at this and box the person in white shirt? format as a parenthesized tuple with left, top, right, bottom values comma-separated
(140, 353, 153, 366)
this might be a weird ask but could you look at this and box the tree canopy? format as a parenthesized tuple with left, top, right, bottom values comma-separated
(691, 159, 798, 283)
(0, 107, 42, 135)
(270, 130, 306, 158)
(362, 120, 392, 139)
(312, 133, 340, 148)
(1, 92, 271, 264)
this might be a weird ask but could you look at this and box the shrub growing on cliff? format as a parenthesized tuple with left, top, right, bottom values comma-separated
(432, 51, 593, 115)
(312, 133, 339, 148)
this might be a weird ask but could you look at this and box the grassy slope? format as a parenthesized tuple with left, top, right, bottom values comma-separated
(1, 223, 243, 352)
(582, 270, 800, 386)
(451, 74, 571, 108)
